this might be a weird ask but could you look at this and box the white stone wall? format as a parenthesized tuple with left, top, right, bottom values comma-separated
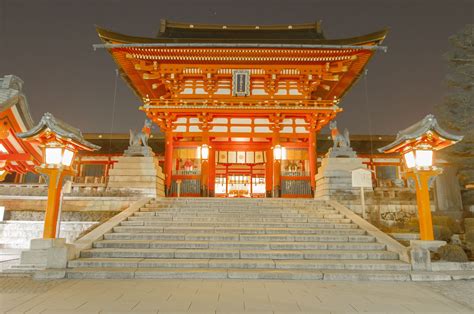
(0, 196, 136, 213)
(339, 199, 436, 227)
(0, 221, 97, 249)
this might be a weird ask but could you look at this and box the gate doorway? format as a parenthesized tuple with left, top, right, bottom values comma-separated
(215, 163, 266, 198)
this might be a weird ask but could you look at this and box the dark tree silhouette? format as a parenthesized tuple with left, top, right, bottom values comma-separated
(435, 24, 474, 208)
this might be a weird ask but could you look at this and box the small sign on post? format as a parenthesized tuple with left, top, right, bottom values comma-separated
(351, 168, 373, 219)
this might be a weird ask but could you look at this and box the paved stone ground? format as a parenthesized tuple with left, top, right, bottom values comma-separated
(421, 281, 474, 311)
(0, 278, 472, 313)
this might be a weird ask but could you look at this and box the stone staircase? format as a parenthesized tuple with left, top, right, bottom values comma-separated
(67, 198, 412, 280)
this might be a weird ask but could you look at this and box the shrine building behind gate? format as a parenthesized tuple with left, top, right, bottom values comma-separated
(96, 20, 387, 198)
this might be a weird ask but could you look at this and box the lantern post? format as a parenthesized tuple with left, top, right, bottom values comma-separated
(17, 113, 100, 239)
(379, 114, 463, 241)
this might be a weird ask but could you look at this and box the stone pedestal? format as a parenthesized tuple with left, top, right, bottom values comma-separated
(315, 157, 370, 199)
(107, 156, 165, 197)
(19, 238, 73, 269)
(409, 240, 447, 271)
(410, 246, 431, 271)
(410, 240, 447, 252)
(124, 145, 154, 157)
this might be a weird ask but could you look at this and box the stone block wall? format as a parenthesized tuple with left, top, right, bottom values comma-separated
(0, 196, 136, 214)
(0, 196, 137, 248)
(336, 192, 436, 227)
(108, 157, 165, 197)
(0, 221, 97, 249)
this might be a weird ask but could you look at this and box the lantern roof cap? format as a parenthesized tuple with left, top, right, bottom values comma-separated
(378, 114, 463, 153)
(17, 112, 101, 151)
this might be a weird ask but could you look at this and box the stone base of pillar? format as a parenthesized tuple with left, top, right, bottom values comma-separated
(201, 185, 209, 197)
(409, 240, 447, 271)
(107, 156, 165, 197)
(20, 238, 73, 269)
(272, 186, 281, 198)
(314, 157, 371, 199)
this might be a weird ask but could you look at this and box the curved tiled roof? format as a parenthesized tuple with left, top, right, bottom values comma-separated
(96, 20, 387, 46)
(17, 112, 101, 151)
(0, 75, 35, 130)
(378, 114, 464, 153)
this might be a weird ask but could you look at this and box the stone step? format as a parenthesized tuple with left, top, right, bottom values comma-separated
(149, 201, 327, 206)
(112, 226, 363, 235)
(80, 248, 398, 260)
(68, 258, 410, 271)
(103, 232, 376, 242)
(66, 267, 413, 280)
(139, 214, 341, 221)
(133, 210, 327, 216)
(147, 207, 327, 211)
(93, 240, 386, 251)
(68, 198, 407, 281)
(143, 205, 334, 211)
(143, 205, 327, 209)
(321, 270, 412, 281)
(122, 219, 354, 227)
(143, 212, 337, 219)
(145, 208, 332, 213)
(130, 215, 345, 222)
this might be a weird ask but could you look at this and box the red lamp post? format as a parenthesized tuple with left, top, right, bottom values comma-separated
(379, 114, 463, 240)
(17, 113, 100, 238)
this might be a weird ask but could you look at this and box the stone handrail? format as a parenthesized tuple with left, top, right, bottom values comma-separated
(329, 200, 410, 263)
(71, 197, 152, 258)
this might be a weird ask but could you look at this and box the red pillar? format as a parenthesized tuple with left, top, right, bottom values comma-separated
(265, 148, 273, 197)
(164, 130, 173, 196)
(308, 129, 317, 194)
(208, 142, 215, 197)
(272, 129, 281, 198)
(201, 133, 210, 197)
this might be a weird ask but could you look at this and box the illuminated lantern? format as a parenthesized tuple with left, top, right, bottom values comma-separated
(201, 144, 209, 160)
(17, 113, 100, 238)
(379, 114, 463, 240)
(273, 145, 287, 161)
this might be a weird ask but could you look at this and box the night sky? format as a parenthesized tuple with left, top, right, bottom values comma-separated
(0, 0, 472, 135)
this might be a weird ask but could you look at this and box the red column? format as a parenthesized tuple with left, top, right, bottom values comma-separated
(201, 133, 210, 197)
(308, 129, 317, 194)
(266, 148, 273, 197)
(272, 129, 281, 198)
(208, 142, 215, 197)
(164, 130, 173, 196)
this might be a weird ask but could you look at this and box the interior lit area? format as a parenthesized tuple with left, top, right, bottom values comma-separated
(215, 162, 266, 198)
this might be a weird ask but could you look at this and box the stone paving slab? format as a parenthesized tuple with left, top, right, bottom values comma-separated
(0, 278, 472, 313)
